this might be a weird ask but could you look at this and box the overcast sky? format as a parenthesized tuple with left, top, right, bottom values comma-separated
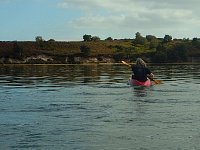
(1, 0, 200, 41)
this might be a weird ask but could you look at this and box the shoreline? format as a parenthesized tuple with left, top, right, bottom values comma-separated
(1, 62, 200, 66)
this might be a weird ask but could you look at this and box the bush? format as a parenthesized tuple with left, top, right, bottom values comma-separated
(80, 45, 91, 57)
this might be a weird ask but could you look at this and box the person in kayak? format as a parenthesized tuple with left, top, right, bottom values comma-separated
(132, 58, 154, 82)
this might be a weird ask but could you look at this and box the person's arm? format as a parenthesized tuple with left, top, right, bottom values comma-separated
(146, 68, 154, 79)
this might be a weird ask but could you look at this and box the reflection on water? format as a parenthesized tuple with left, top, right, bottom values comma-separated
(1, 64, 200, 150)
(0, 65, 126, 87)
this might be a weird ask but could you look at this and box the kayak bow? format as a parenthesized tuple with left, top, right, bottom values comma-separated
(128, 78, 152, 87)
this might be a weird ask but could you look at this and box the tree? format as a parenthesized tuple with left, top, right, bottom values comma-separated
(191, 38, 200, 47)
(146, 35, 157, 42)
(48, 39, 55, 42)
(133, 32, 147, 45)
(146, 35, 159, 49)
(91, 36, 100, 41)
(83, 34, 92, 41)
(105, 37, 113, 41)
(163, 35, 172, 43)
(135, 32, 141, 38)
(35, 36, 44, 42)
(35, 36, 45, 49)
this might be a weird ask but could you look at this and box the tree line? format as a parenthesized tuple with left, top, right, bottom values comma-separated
(1, 33, 200, 63)
(81, 32, 200, 63)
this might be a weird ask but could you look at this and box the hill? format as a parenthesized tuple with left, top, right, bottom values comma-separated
(1, 34, 200, 64)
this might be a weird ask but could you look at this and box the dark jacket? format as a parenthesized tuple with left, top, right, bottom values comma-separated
(132, 65, 151, 82)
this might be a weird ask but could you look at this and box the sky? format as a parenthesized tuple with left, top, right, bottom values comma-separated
(1, 0, 200, 41)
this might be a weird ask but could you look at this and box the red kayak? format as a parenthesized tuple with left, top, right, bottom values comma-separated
(128, 78, 152, 87)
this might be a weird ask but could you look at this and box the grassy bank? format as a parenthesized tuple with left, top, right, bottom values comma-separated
(1, 37, 200, 64)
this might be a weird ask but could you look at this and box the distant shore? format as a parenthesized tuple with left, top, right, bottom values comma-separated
(1, 37, 200, 64)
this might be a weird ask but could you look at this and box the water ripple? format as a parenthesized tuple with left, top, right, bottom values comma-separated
(1, 64, 200, 150)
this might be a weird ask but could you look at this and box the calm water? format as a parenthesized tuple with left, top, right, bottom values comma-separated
(0, 64, 200, 150)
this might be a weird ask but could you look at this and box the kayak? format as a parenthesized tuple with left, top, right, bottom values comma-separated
(128, 78, 152, 87)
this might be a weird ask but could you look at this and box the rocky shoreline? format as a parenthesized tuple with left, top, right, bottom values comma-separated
(0, 55, 116, 64)
(1, 54, 200, 64)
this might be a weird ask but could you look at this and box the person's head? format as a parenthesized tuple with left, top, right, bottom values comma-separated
(135, 58, 146, 68)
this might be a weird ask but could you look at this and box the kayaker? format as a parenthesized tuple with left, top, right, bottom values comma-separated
(132, 58, 154, 82)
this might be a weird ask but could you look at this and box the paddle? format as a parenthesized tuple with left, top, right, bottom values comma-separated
(121, 61, 162, 84)
(121, 61, 132, 67)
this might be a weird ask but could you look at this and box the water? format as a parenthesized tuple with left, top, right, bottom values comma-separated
(0, 64, 200, 150)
